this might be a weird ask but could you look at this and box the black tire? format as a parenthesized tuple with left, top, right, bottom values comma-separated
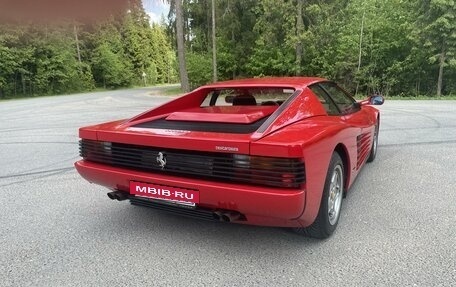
(367, 120, 379, 163)
(293, 152, 344, 239)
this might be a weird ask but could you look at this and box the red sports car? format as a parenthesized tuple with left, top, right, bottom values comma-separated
(75, 77, 384, 238)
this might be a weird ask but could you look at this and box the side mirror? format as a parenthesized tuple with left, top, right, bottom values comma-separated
(369, 95, 384, 105)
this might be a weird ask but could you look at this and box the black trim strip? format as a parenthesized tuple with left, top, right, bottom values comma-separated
(132, 117, 268, 134)
(130, 197, 220, 222)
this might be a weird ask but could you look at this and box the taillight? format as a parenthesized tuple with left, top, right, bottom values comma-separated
(80, 140, 112, 159)
(232, 154, 305, 188)
(233, 154, 250, 169)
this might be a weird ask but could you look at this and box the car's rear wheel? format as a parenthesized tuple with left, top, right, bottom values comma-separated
(367, 120, 379, 163)
(293, 152, 344, 239)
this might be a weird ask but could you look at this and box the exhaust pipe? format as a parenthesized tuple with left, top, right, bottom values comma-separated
(107, 191, 117, 200)
(212, 211, 241, 222)
(213, 211, 223, 221)
(220, 211, 241, 223)
(107, 191, 129, 201)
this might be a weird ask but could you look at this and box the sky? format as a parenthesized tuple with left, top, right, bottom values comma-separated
(142, 0, 170, 23)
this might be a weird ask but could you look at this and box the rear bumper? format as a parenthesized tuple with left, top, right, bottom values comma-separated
(75, 160, 306, 227)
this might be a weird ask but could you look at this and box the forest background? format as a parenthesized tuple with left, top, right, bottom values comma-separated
(0, 0, 455, 99)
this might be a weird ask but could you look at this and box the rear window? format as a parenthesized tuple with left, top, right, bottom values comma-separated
(201, 88, 295, 107)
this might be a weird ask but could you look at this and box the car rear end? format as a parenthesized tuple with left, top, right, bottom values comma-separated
(76, 124, 307, 227)
(75, 83, 322, 227)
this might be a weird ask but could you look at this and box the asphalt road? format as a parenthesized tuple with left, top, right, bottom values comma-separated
(1, 88, 455, 286)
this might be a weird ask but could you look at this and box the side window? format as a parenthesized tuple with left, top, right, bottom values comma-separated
(320, 82, 357, 114)
(309, 85, 339, 115)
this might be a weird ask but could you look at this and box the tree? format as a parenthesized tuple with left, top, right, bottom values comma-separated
(150, 24, 177, 84)
(211, 0, 217, 82)
(187, 52, 212, 88)
(91, 42, 133, 88)
(246, 0, 296, 76)
(121, 2, 156, 85)
(295, 0, 304, 75)
(0, 1, 178, 98)
(89, 18, 133, 88)
(416, 0, 456, 96)
(0, 28, 22, 97)
(174, 0, 190, 91)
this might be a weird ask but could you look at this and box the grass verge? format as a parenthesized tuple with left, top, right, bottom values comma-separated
(162, 86, 183, 96)
(355, 94, 456, 100)
(383, 95, 456, 100)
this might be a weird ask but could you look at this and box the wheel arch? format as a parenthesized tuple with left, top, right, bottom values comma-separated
(334, 143, 351, 192)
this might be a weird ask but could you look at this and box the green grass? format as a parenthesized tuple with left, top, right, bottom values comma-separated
(383, 94, 456, 100)
(355, 94, 456, 101)
(162, 86, 183, 96)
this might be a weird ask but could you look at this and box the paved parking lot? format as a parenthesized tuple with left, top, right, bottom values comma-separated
(1, 88, 455, 286)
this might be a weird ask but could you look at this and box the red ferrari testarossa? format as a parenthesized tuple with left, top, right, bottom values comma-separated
(75, 77, 384, 238)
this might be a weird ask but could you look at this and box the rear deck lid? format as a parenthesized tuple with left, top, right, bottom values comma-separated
(93, 106, 277, 154)
(165, 106, 276, 124)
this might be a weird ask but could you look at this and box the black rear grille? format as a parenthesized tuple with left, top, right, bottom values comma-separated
(130, 197, 219, 222)
(133, 117, 267, 134)
(79, 139, 305, 188)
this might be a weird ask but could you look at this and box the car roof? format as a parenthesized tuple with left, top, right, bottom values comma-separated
(201, 77, 327, 90)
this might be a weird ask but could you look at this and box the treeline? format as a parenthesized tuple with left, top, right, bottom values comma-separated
(0, 2, 177, 98)
(173, 0, 456, 96)
(1, 0, 455, 98)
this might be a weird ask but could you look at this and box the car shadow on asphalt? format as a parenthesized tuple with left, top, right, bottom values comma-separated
(89, 201, 328, 252)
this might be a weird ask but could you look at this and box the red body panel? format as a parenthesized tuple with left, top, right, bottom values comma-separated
(75, 77, 380, 228)
(166, 106, 277, 123)
(75, 160, 306, 227)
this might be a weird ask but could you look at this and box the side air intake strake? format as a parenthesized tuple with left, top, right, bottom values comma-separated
(79, 139, 305, 188)
(356, 133, 372, 168)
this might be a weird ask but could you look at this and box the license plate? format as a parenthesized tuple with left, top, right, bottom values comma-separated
(130, 181, 199, 206)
